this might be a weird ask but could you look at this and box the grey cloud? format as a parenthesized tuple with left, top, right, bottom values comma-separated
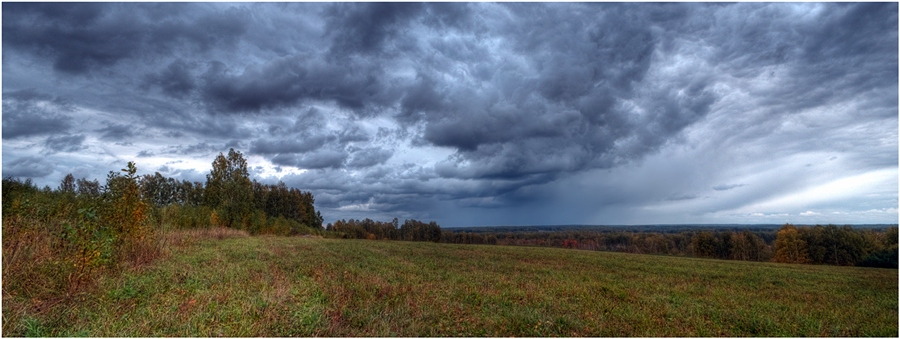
(96, 122, 135, 141)
(293, 107, 329, 131)
(2, 2, 895, 226)
(397, 75, 444, 124)
(347, 147, 393, 168)
(250, 120, 374, 169)
(706, 3, 896, 117)
(200, 56, 393, 114)
(2, 89, 75, 139)
(798, 3, 896, 70)
(392, 3, 717, 182)
(434, 141, 585, 181)
(149, 112, 252, 142)
(622, 81, 718, 158)
(338, 125, 370, 144)
(278, 168, 440, 220)
(224, 139, 243, 150)
(2, 3, 139, 74)
(793, 3, 897, 111)
(421, 3, 474, 30)
(324, 2, 424, 58)
(250, 135, 335, 155)
(713, 184, 746, 191)
(298, 150, 347, 169)
(148, 4, 249, 53)
(43, 134, 87, 153)
(143, 59, 197, 98)
(161, 167, 207, 184)
(163, 142, 220, 156)
(666, 194, 699, 202)
(3, 156, 56, 179)
(2, 3, 250, 75)
(272, 150, 348, 170)
(421, 100, 574, 152)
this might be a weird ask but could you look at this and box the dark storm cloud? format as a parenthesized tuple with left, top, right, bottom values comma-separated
(249, 118, 381, 170)
(96, 123, 136, 141)
(272, 150, 348, 170)
(142, 59, 197, 99)
(796, 3, 896, 81)
(43, 134, 87, 153)
(2, 2, 132, 74)
(2, 3, 249, 75)
(338, 125, 371, 144)
(2, 89, 75, 139)
(323, 2, 424, 57)
(346, 147, 393, 168)
(3, 156, 56, 179)
(3, 2, 896, 226)
(250, 136, 335, 155)
(692, 3, 896, 120)
(385, 3, 724, 182)
(200, 56, 394, 114)
(155, 142, 224, 157)
(147, 112, 253, 143)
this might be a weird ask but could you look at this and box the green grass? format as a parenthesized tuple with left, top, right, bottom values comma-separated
(4, 235, 897, 336)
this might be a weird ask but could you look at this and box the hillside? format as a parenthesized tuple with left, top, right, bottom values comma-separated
(4, 230, 896, 337)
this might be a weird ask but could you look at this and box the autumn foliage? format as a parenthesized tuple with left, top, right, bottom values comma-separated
(2, 150, 326, 305)
(773, 224, 809, 264)
(3, 161, 158, 301)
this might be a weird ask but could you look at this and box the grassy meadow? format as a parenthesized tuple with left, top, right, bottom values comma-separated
(3, 229, 897, 337)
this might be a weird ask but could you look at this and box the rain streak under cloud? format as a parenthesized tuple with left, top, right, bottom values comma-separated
(2, 2, 897, 227)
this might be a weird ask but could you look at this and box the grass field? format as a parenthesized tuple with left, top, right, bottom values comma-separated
(3, 230, 897, 337)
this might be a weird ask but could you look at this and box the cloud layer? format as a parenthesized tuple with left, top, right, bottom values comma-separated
(3, 3, 897, 226)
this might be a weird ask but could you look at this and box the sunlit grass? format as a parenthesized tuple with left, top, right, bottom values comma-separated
(4, 236, 897, 336)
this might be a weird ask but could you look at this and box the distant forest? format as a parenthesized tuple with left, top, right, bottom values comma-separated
(437, 224, 897, 268)
(319, 217, 896, 268)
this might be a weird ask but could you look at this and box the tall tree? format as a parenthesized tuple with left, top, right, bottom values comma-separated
(205, 149, 253, 229)
(75, 177, 101, 197)
(59, 173, 76, 194)
(690, 231, 719, 258)
(773, 224, 809, 264)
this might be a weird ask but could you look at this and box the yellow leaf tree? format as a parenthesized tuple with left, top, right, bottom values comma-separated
(773, 224, 809, 264)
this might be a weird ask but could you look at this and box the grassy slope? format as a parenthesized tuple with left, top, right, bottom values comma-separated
(5, 234, 897, 337)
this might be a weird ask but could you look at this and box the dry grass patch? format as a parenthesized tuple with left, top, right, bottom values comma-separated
(161, 227, 249, 248)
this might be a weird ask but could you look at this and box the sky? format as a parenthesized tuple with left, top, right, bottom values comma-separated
(2, 2, 898, 227)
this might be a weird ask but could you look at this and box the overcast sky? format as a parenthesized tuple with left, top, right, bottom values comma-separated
(3, 2, 897, 227)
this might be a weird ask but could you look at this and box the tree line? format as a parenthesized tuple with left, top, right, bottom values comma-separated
(46, 149, 324, 235)
(326, 218, 442, 242)
(439, 224, 896, 268)
(772, 224, 897, 267)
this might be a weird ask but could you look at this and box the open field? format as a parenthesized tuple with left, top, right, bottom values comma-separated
(3, 231, 897, 337)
